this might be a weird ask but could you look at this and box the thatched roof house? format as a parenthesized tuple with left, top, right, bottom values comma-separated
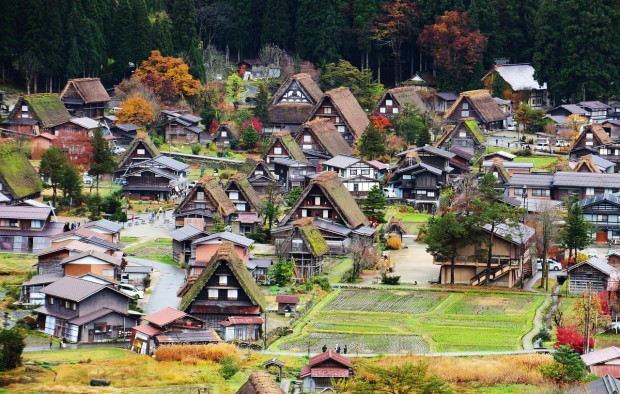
(0, 141, 42, 200)
(2, 94, 71, 134)
(374, 86, 428, 117)
(263, 131, 309, 165)
(175, 176, 236, 219)
(236, 371, 285, 394)
(268, 73, 324, 133)
(444, 90, 506, 130)
(226, 173, 264, 213)
(308, 87, 369, 145)
(117, 131, 160, 172)
(294, 118, 353, 160)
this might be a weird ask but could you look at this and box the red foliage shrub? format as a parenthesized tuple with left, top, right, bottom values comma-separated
(555, 326, 594, 354)
(599, 291, 611, 315)
(241, 117, 262, 134)
(371, 115, 391, 130)
(209, 120, 220, 134)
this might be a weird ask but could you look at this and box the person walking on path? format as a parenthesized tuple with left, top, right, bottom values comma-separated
(322, 344, 327, 352)
(49, 336, 53, 349)
(343, 345, 347, 354)
(336, 344, 341, 354)
(61, 337, 66, 349)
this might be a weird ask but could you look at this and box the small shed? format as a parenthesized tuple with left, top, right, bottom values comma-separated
(300, 350, 353, 393)
(581, 347, 620, 378)
(275, 295, 299, 315)
(122, 265, 153, 287)
(31, 132, 58, 160)
(236, 371, 285, 394)
(566, 257, 618, 294)
(385, 218, 407, 241)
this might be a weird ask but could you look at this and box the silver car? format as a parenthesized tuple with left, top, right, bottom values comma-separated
(536, 258, 562, 271)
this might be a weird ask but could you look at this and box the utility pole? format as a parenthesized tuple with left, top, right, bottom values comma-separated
(584, 281, 592, 353)
(263, 305, 268, 350)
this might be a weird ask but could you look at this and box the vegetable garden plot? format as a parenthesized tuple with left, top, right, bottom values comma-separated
(325, 290, 448, 314)
(279, 332, 429, 354)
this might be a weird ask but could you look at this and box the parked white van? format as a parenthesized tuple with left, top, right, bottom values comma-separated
(534, 139, 550, 152)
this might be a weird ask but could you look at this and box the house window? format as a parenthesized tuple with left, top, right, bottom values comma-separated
(302, 209, 307, 217)
(236, 203, 246, 210)
(361, 169, 369, 175)
(392, 107, 399, 114)
(102, 269, 114, 277)
(49, 297, 54, 305)
(402, 175, 412, 180)
(386, 99, 393, 106)
(324, 107, 332, 114)
(208, 289, 219, 299)
(274, 147, 282, 155)
(586, 133, 593, 139)
(221, 131, 228, 137)
(9, 219, 18, 228)
(600, 148, 608, 155)
(586, 141, 593, 146)
(586, 187, 595, 195)
(303, 144, 312, 150)
(337, 126, 345, 133)
(21, 105, 28, 112)
(219, 275, 227, 285)
(137, 149, 145, 155)
(227, 289, 238, 300)
(462, 102, 469, 110)
(292, 239, 303, 252)
(459, 131, 467, 138)
(461, 110, 470, 117)
(195, 202, 205, 209)
(598, 215, 609, 222)
(229, 191, 239, 200)
(350, 170, 357, 176)
(303, 135, 311, 142)
(314, 197, 321, 205)
(31, 220, 42, 229)
(353, 183, 359, 192)
(416, 190, 426, 195)
(380, 107, 386, 113)
(335, 116, 341, 123)
(64, 300, 72, 309)
(323, 210, 329, 218)
(427, 191, 435, 197)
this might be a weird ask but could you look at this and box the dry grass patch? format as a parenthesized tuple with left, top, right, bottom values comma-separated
(154, 343, 241, 363)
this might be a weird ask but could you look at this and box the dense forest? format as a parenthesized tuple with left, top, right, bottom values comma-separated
(1, 0, 619, 102)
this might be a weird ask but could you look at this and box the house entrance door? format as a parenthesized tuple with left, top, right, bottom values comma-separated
(596, 230, 608, 243)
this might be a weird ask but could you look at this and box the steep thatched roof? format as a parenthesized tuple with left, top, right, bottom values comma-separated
(217, 121, 241, 140)
(268, 104, 314, 125)
(272, 73, 323, 105)
(319, 87, 369, 140)
(117, 131, 160, 169)
(381, 86, 427, 113)
(179, 242, 266, 312)
(292, 217, 329, 257)
(13, 94, 71, 128)
(385, 218, 407, 235)
(435, 119, 486, 147)
(297, 118, 353, 157)
(444, 90, 506, 123)
(272, 132, 308, 163)
(283, 171, 369, 228)
(490, 159, 511, 182)
(60, 78, 110, 104)
(236, 371, 285, 394)
(0, 141, 42, 199)
(227, 173, 264, 212)
(202, 176, 237, 217)
(574, 155, 602, 173)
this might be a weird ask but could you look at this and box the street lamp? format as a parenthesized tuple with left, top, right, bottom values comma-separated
(522, 185, 528, 222)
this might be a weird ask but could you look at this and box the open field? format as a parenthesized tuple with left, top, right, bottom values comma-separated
(124, 238, 177, 266)
(513, 156, 565, 171)
(272, 289, 544, 354)
(0, 253, 37, 272)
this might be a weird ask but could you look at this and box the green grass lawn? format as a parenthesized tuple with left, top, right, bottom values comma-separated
(0, 253, 37, 272)
(325, 257, 352, 284)
(125, 239, 178, 266)
(271, 289, 544, 354)
(532, 278, 558, 293)
(393, 212, 431, 222)
(24, 348, 136, 363)
(513, 156, 566, 171)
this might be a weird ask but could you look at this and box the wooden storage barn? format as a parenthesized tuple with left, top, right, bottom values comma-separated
(566, 257, 618, 294)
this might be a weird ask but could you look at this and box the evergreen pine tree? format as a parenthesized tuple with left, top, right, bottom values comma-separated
(132, 0, 152, 62)
(66, 38, 83, 79)
(262, 0, 291, 48)
(59, 164, 82, 206)
(560, 195, 593, 260)
(40, 147, 69, 208)
(415, 126, 432, 147)
(357, 122, 386, 160)
(89, 128, 117, 194)
(361, 185, 387, 223)
(253, 82, 270, 126)
(112, 0, 134, 75)
(171, 0, 197, 53)
(296, 0, 344, 63)
(152, 12, 174, 55)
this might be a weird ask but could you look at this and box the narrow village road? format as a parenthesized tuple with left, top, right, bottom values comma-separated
(127, 257, 185, 315)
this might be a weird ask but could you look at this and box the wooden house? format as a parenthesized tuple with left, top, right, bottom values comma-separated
(20, 273, 63, 305)
(482, 159, 533, 177)
(115, 132, 160, 178)
(321, 155, 381, 198)
(60, 78, 110, 118)
(272, 158, 316, 192)
(108, 122, 140, 147)
(566, 257, 618, 294)
(1, 94, 71, 136)
(83, 219, 123, 243)
(267, 73, 324, 134)
(0, 206, 63, 254)
(373, 86, 427, 118)
(307, 87, 369, 146)
(294, 118, 353, 165)
(35, 276, 137, 342)
(263, 131, 309, 168)
(444, 90, 506, 130)
(448, 147, 474, 174)
(225, 174, 264, 234)
(169, 225, 208, 265)
(187, 232, 254, 277)
(278, 171, 375, 253)
(483, 160, 512, 186)
(385, 218, 407, 241)
(0, 142, 43, 202)
(435, 119, 487, 155)
(213, 122, 241, 149)
(30, 132, 58, 160)
(300, 350, 354, 393)
(245, 258, 273, 284)
(581, 347, 620, 378)
(578, 101, 611, 123)
(569, 124, 613, 160)
(578, 194, 620, 243)
(245, 160, 276, 198)
(546, 104, 588, 125)
(37, 240, 110, 275)
(572, 155, 615, 173)
(120, 155, 189, 201)
(162, 111, 205, 144)
(272, 217, 330, 279)
(237, 371, 285, 394)
(173, 176, 236, 232)
(178, 242, 266, 340)
(482, 63, 548, 108)
(130, 307, 220, 355)
(60, 250, 122, 281)
(276, 295, 299, 315)
(433, 223, 535, 287)
(434, 92, 458, 113)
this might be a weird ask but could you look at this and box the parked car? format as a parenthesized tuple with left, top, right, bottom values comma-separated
(555, 139, 569, 147)
(586, 249, 599, 257)
(536, 258, 562, 271)
(187, 180, 198, 189)
(534, 139, 551, 152)
(119, 283, 144, 299)
(383, 187, 397, 198)
(82, 173, 93, 185)
(111, 146, 127, 155)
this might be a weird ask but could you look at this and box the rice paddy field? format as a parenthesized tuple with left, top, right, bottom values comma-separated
(272, 289, 544, 354)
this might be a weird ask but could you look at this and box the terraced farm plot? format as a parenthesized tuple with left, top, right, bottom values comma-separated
(271, 289, 544, 354)
(325, 290, 448, 314)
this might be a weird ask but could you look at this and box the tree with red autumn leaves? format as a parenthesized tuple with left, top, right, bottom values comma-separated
(52, 132, 92, 170)
(371, 115, 391, 130)
(555, 326, 594, 354)
(418, 11, 487, 88)
(241, 117, 263, 135)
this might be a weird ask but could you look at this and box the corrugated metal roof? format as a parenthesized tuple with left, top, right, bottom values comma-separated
(153, 155, 190, 171)
(40, 276, 127, 302)
(322, 155, 360, 169)
(60, 250, 121, 266)
(483, 223, 535, 245)
(554, 172, 620, 188)
(579, 101, 611, 110)
(507, 173, 554, 187)
(69, 307, 117, 326)
(155, 329, 221, 343)
(133, 324, 161, 336)
(124, 265, 152, 274)
(568, 256, 616, 276)
(70, 117, 100, 129)
(276, 295, 299, 304)
(169, 225, 205, 241)
(193, 232, 255, 248)
(0, 206, 51, 220)
(84, 219, 123, 233)
(145, 307, 187, 327)
(482, 161, 534, 169)
(22, 273, 63, 286)
(582, 346, 620, 366)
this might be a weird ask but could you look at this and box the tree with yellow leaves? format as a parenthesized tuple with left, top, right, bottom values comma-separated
(565, 114, 587, 137)
(134, 50, 201, 105)
(116, 94, 156, 127)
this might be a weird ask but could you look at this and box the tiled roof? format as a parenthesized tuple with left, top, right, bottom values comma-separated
(84, 218, 123, 233)
(34, 305, 78, 320)
(578, 101, 611, 110)
(40, 276, 120, 302)
(482, 223, 535, 245)
(37, 240, 105, 257)
(69, 307, 118, 326)
(145, 307, 187, 327)
(169, 225, 205, 242)
(220, 316, 264, 326)
(193, 232, 255, 248)
(0, 206, 51, 220)
(22, 273, 63, 286)
(581, 346, 620, 366)
(484, 151, 516, 160)
(275, 295, 299, 304)
(322, 155, 360, 169)
(153, 155, 190, 172)
(123, 265, 152, 274)
(155, 329, 221, 344)
(60, 250, 121, 266)
(308, 349, 352, 368)
(70, 117, 100, 129)
(568, 257, 615, 276)
(507, 173, 554, 188)
(554, 172, 620, 188)
(133, 324, 161, 337)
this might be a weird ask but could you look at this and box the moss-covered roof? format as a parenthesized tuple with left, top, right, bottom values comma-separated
(117, 131, 160, 169)
(275, 132, 308, 163)
(0, 141, 42, 199)
(227, 173, 264, 212)
(179, 242, 266, 312)
(464, 119, 486, 144)
(293, 217, 329, 257)
(490, 159, 511, 182)
(17, 94, 71, 128)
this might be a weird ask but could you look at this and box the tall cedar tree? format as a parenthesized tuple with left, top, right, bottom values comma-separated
(60, 164, 82, 205)
(262, 0, 291, 48)
(171, 0, 203, 79)
(320, 60, 384, 110)
(132, 0, 152, 62)
(425, 212, 467, 285)
(89, 128, 117, 194)
(40, 147, 69, 208)
(112, 0, 134, 75)
(560, 195, 592, 260)
(357, 122, 386, 160)
(253, 82, 270, 126)
(296, 0, 344, 64)
(352, 0, 380, 69)
(361, 185, 387, 223)
(151, 12, 174, 56)
(544, 345, 588, 384)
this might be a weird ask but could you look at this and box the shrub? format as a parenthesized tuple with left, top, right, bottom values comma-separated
(515, 149, 532, 157)
(154, 343, 240, 362)
(152, 135, 164, 148)
(191, 144, 202, 155)
(555, 326, 593, 354)
(542, 345, 587, 384)
(381, 273, 401, 285)
(0, 328, 25, 371)
(311, 276, 331, 291)
(219, 355, 240, 380)
(246, 232, 267, 243)
(386, 236, 402, 250)
(533, 328, 551, 343)
(398, 206, 408, 213)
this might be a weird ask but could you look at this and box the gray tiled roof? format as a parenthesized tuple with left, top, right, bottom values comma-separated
(0, 206, 51, 220)
(553, 172, 620, 188)
(483, 222, 535, 245)
(568, 256, 615, 276)
(507, 173, 554, 188)
(578, 193, 620, 208)
(153, 155, 190, 172)
(69, 307, 118, 326)
(22, 273, 63, 286)
(124, 265, 153, 274)
(85, 219, 123, 233)
(60, 250, 122, 266)
(169, 225, 205, 241)
(192, 231, 254, 248)
(482, 161, 533, 169)
(322, 155, 361, 169)
(591, 155, 615, 169)
(40, 276, 127, 302)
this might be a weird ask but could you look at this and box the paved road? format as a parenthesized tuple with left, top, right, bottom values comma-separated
(127, 257, 185, 315)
